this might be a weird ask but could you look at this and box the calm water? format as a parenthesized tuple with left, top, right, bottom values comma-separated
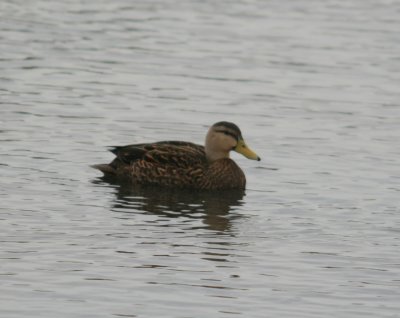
(1, 0, 400, 317)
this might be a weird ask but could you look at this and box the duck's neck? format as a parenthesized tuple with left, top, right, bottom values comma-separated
(205, 148, 230, 162)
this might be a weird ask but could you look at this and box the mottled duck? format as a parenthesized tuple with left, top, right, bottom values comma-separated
(92, 121, 260, 190)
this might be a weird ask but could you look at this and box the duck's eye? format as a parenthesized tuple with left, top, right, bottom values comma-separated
(216, 129, 238, 140)
(222, 131, 235, 138)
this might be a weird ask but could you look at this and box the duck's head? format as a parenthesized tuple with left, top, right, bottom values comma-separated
(205, 121, 261, 162)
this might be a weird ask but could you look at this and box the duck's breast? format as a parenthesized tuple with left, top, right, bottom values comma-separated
(200, 159, 246, 190)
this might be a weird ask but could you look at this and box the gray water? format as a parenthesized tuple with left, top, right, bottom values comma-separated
(1, 0, 400, 317)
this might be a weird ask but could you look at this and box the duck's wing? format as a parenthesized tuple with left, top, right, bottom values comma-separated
(110, 141, 206, 168)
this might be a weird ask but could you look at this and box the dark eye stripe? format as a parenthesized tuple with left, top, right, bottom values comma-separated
(215, 129, 238, 141)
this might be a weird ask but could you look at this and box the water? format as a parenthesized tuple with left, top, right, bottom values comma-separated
(1, 0, 400, 317)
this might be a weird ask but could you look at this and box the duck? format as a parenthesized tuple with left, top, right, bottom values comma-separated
(92, 121, 260, 190)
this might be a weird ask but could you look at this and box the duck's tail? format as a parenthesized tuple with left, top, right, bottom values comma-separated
(91, 164, 117, 175)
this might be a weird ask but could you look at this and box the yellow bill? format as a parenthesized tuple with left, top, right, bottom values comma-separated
(234, 138, 261, 161)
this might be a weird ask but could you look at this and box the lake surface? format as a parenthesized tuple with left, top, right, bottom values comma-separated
(1, 0, 399, 317)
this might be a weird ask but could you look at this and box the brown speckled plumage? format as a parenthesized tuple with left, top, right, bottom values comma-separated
(92, 122, 260, 190)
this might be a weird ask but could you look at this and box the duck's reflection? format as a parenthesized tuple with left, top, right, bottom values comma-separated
(94, 176, 245, 232)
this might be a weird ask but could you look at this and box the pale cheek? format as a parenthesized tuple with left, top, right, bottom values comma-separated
(225, 137, 237, 151)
